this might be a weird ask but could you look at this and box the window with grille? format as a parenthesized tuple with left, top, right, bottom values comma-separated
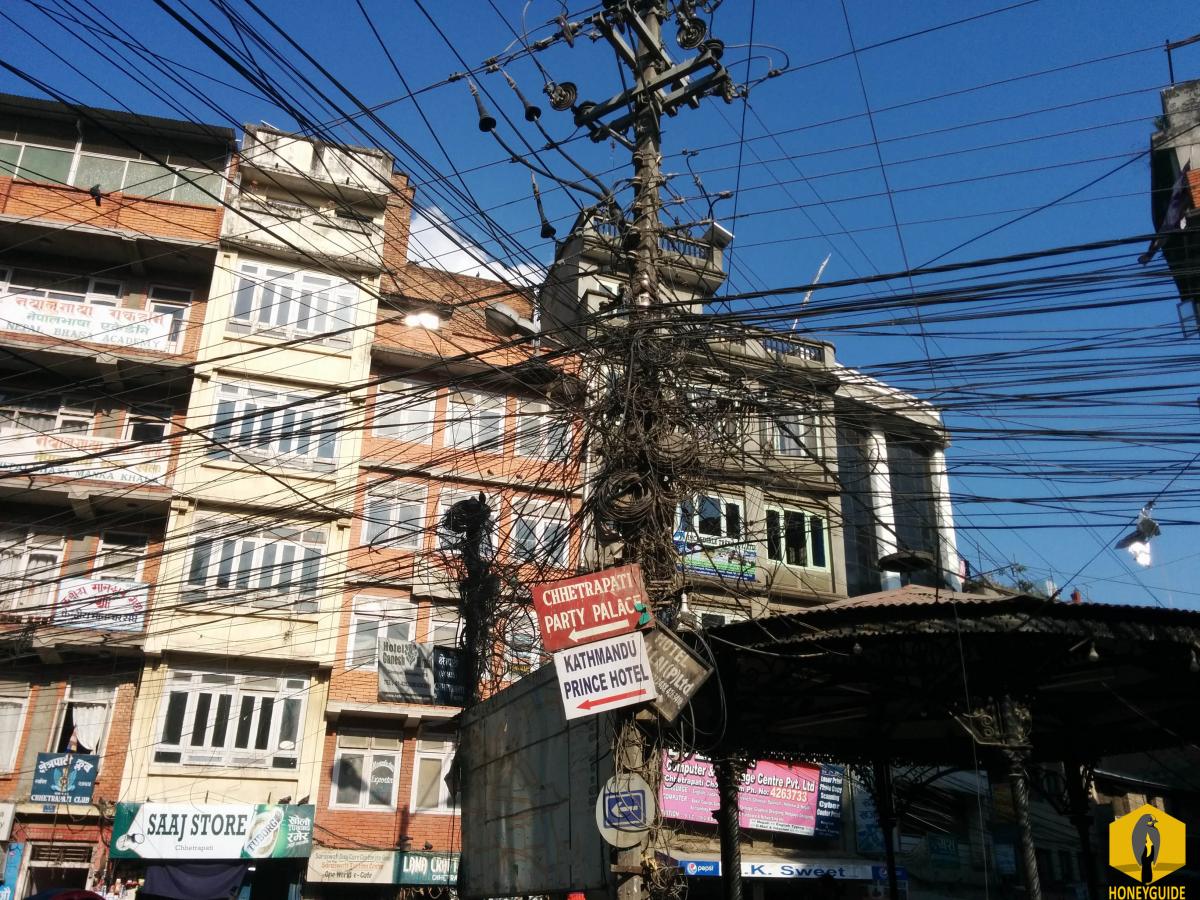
(372, 382, 437, 443)
(210, 382, 340, 471)
(330, 732, 402, 810)
(154, 670, 306, 769)
(347, 598, 416, 670)
(515, 401, 570, 459)
(230, 263, 356, 346)
(411, 726, 457, 812)
(765, 507, 829, 570)
(362, 484, 427, 550)
(185, 522, 325, 611)
(446, 390, 505, 452)
(0, 529, 63, 613)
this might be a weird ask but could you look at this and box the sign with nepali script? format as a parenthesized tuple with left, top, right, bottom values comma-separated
(378, 640, 465, 706)
(661, 753, 822, 835)
(110, 802, 314, 859)
(532, 564, 652, 652)
(54, 579, 147, 632)
(30, 753, 98, 804)
(0, 295, 176, 352)
(553, 631, 657, 720)
(0, 434, 168, 486)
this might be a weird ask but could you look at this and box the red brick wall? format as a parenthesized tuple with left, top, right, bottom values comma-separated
(1189, 167, 1200, 211)
(0, 176, 223, 243)
(382, 173, 415, 274)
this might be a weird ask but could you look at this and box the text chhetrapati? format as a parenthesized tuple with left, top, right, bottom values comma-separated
(539, 569, 637, 607)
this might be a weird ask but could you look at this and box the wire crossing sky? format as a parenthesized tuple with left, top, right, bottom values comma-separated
(3, 0, 1200, 607)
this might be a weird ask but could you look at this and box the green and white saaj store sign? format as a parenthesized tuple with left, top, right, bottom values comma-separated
(110, 802, 315, 859)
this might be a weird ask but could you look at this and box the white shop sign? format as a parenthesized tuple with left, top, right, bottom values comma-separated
(552, 631, 656, 720)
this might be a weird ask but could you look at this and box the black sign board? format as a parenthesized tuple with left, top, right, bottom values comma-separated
(643, 625, 712, 723)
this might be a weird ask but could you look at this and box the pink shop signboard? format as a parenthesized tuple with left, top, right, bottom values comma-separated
(661, 753, 821, 835)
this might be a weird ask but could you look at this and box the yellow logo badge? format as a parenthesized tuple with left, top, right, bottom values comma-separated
(1109, 804, 1186, 888)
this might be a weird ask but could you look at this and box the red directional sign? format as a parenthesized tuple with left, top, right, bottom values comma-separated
(532, 563, 652, 652)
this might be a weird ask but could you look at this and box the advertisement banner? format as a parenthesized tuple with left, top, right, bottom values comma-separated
(661, 753, 821, 835)
(30, 753, 98, 804)
(110, 803, 315, 859)
(677, 858, 907, 881)
(307, 849, 395, 885)
(0, 295, 176, 352)
(378, 640, 464, 705)
(0, 843, 24, 900)
(397, 852, 459, 885)
(673, 533, 756, 582)
(532, 564, 651, 652)
(54, 580, 148, 632)
(0, 434, 167, 487)
(814, 765, 844, 838)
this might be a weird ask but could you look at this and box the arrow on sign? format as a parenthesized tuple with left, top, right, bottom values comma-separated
(578, 689, 649, 711)
(568, 620, 631, 642)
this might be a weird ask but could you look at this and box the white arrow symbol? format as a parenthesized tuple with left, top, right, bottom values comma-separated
(568, 620, 629, 642)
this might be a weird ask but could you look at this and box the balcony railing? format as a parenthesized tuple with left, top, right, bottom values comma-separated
(588, 217, 713, 262)
(760, 335, 825, 363)
(224, 197, 384, 269)
(0, 431, 169, 487)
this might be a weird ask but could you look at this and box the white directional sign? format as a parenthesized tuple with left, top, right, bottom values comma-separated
(553, 631, 657, 720)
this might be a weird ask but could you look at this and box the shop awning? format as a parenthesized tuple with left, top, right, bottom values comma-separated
(143, 861, 250, 900)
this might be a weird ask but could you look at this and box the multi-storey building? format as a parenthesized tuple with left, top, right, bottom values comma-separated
(0, 94, 965, 900)
(0, 93, 233, 896)
(1148, 78, 1200, 322)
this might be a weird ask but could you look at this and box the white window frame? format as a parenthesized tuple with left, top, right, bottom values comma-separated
(504, 608, 543, 676)
(362, 483, 428, 550)
(0, 684, 30, 774)
(0, 394, 94, 438)
(766, 409, 819, 457)
(409, 726, 458, 814)
(510, 499, 569, 567)
(373, 382, 437, 444)
(347, 597, 417, 670)
(446, 390, 505, 452)
(184, 520, 326, 611)
(123, 406, 171, 444)
(515, 401, 570, 459)
(210, 381, 340, 471)
(153, 670, 307, 769)
(148, 285, 193, 348)
(427, 606, 463, 647)
(4, 268, 123, 308)
(96, 532, 147, 582)
(329, 733, 403, 811)
(52, 680, 115, 756)
(764, 505, 830, 571)
(229, 263, 356, 346)
(0, 529, 64, 613)
(677, 494, 744, 543)
(0, 136, 221, 204)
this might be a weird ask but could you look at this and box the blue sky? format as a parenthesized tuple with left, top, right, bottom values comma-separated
(4, 0, 1199, 605)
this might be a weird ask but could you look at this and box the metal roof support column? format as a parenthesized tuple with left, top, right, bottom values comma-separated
(715, 756, 746, 900)
(872, 759, 901, 900)
(1002, 697, 1042, 900)
(1065, 761, 1100, 900)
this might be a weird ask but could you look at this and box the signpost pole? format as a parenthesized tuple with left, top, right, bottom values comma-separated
(873, 760, 901, 900)
(714, 757, 744, 900)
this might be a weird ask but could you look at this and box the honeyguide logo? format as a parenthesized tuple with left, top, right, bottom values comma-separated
(1108, 804, 1186, 898)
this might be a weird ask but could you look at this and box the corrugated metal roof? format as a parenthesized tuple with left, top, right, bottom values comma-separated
(817, 584, 1016, 610)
